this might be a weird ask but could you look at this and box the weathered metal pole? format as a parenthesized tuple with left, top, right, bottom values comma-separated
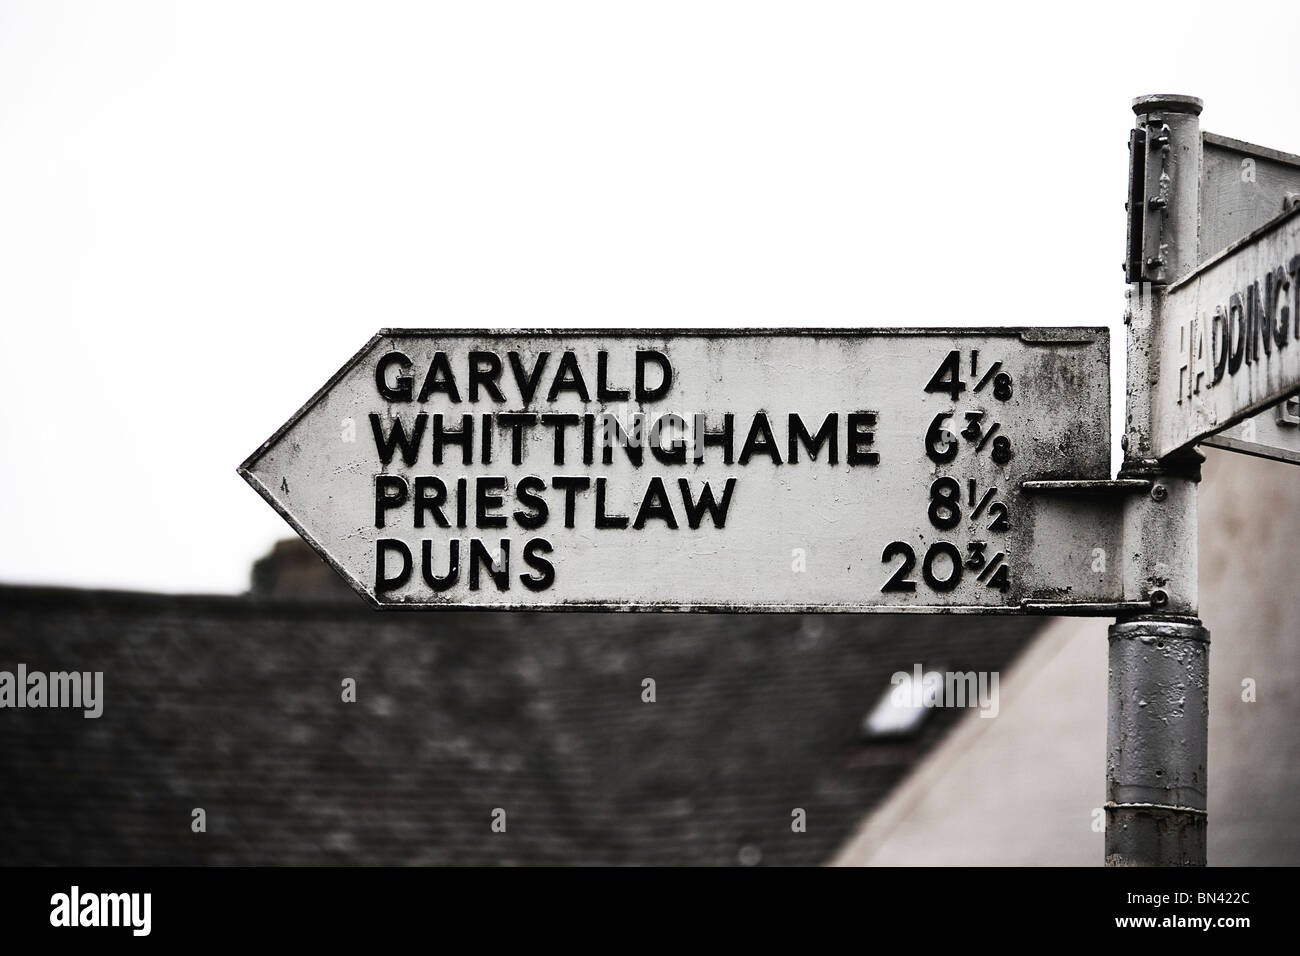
(1109, 94, 1209, 866)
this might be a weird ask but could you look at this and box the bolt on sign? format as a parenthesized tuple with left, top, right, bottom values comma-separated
(1157, 206, 1300, 458)
(240, 329, 1112, 611)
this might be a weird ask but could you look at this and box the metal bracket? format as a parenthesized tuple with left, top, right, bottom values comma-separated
(1020, 479, 1152, 496)
(1019, 475, 1197, 615)
(1125, 127, 1147, 283)
(1020, 600, 1170, 615)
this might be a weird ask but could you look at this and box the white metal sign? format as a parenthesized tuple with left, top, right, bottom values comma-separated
(240, 329, 1112, 611)
(1200, 131, 1300, 261)
(1156, 206, 1300, 458)
(1194, 132, 1300, 467)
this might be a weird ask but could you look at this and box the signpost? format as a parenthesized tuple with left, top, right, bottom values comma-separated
(1111, 110, 1300, 866)
(241, 329, 1115, 612)
(1199, 131, 1300, 259)
(238, 93, 1300, 868)
(1197, 132, 1300, 466)
(1152, 205, 1300, 458)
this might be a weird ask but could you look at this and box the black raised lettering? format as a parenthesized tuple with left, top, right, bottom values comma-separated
(417, 352, 461, 403)
(476, 476, 508, 528)
(739, 413, 782, 465)
(596, 477, 629, 529)
(881, 542, 917, 592)
(520, 538, 555, 591)
(374, 475, 409, 529)
(600, 414, 644, 467)
(548, 351, 591, 401)
(1270, 267, 1290, 350)
(633, 476, 678, 529)
(847, 412, 880, 465)
(370, 413, 427, 466)
(925, 350, 965, 401)
(551, 476, 590, 528)
(1290, 255, 1300, 339)
(649, 414, 687, 465)
(421, 538, 460, 591)
(678, 477, 736, 529)
(1228, 293, 1246, 375)
(413, 476, 448, 529)
(508, 351, 550, 404)
(469, 538, 509, 591)
(788, 413, 838, 464)
(375, 351, 414, 402)
(582, 414, 595, 466)
(496, 412, 537, 465)
(468, 351, 505, 402)
(597, 351, 631, 401)
(375, 539, 412, 594)
(541, 413, 580, 465)
(922, 541, 962, 591)
(1211, 306, 1229, 385)
(698, 413, 734, 465)
(513, 475, 549, 529)
(431, 414, 473, 465)
(636, 350, 672, 402)
(1247, 281, 1271, 363)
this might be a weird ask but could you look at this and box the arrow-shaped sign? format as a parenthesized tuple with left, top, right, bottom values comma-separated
(240, 328, 1118, 612)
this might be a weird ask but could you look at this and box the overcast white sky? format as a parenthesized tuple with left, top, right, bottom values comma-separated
(2, 1, 1298, 594)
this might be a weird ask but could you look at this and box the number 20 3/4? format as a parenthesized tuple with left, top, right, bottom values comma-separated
(880, 540, 1010, 594)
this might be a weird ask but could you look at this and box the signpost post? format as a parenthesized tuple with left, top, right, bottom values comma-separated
(1111, 94, 1210, 867)
(238, 92, 1300, 868)
(1110, 99, 1300, 866)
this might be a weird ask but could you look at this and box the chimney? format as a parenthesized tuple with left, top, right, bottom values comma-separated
(250, 539, 355, 599)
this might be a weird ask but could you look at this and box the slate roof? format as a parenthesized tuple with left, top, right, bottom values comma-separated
(0, 544, 1042, 865)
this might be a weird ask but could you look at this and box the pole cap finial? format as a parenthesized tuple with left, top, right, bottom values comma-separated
(1132, 94, 1203, 116)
